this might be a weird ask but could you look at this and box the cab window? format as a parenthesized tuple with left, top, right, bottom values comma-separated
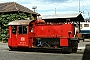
(12, 26, 16, 34)
(18, 26, 27, 34)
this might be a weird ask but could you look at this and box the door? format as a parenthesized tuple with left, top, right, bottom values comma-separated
(11, 26, 17, 46)
(17, 26, 29, 47)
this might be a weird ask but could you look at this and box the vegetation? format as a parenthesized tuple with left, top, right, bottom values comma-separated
(0, 12, 34, 42)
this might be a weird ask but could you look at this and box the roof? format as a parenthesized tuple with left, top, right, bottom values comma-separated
(42, 13, 82, 19)
(41, 13, 84, 22)
(0, 2, 39, 15)
(8, 20, 32, 25)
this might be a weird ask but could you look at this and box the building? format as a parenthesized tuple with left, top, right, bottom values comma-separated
(0, 2, 40, 20)
(41, 13, 84, 22)
(0, 2, 40, 41)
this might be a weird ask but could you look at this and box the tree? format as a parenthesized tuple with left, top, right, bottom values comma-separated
(0, 12, 34, 42)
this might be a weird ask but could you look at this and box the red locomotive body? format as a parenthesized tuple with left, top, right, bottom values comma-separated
(8, 20, 78, 53)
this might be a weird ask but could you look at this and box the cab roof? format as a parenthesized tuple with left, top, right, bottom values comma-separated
(8, 20, 32, 25)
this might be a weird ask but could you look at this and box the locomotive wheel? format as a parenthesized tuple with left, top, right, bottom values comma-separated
(62, 47, 72, 53)
(73, 48, 77, 53)
(72, 41, 78, 53)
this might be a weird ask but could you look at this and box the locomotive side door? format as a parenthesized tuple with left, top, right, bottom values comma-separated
(11, 26, 17, 47)
(17, 25, 29, 47)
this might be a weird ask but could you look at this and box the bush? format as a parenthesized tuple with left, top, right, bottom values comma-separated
(0, 12, 34, 42)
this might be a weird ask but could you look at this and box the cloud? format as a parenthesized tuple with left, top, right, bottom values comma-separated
(0, 0, 90, 18)
(21, 0, 79, 13)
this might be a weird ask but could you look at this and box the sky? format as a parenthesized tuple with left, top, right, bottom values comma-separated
(0, 0, 90, 19)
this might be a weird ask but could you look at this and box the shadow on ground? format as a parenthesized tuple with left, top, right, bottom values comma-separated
(9, 48, 62, 54)
(82, 44, 90, 60)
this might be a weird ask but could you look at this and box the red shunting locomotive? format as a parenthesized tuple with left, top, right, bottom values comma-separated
(8, 19, 79, 53)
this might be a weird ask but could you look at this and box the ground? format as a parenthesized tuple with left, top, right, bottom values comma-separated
(0, 39, 90, 60)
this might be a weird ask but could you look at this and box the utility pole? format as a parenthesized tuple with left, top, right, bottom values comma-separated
(79, 0, 80, 13)
(55, 8, 56, 15)
(78, 0, 80, 33)
(88, 12, 90, 20)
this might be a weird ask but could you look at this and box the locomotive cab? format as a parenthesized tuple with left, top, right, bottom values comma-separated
(8, 20, 33, 49)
